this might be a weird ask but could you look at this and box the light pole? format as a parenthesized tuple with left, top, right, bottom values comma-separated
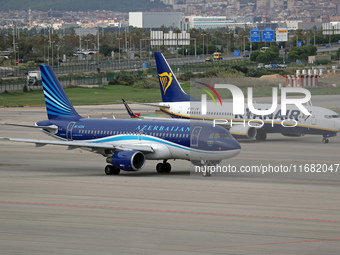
(47, 39, 50, 66)
(15, 43, 19, 65)
(243, 35, 246, 54)
(202, 33, 205, 58)
(51, 41, 55, 68)
(57, 45, 60, 70)
(44, 39, 46, 64)
(117, 38, 122, 65)
(85, 39, 90, 65)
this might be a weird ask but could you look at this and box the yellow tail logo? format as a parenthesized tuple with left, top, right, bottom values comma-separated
(158, 72, 173, 95)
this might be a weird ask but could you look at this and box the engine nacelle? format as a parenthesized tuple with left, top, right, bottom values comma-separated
(229, 125, 257, 139)
(106, 151, 145, 171)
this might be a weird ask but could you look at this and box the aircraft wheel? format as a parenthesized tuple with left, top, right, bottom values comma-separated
(202, 167, 211, 177)
(112, 167, 120, 175)
(156, 163, 164, 173)
(105, 165, 113, 175)
(164, 163, 171, 173)
(256, 131, 267, 141)
(322, 138, 329, 143)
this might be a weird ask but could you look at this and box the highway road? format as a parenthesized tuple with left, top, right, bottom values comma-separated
(0, 98, 340, 254)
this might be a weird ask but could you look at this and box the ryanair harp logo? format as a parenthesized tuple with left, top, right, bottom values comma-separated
(158, 72, 173, 94)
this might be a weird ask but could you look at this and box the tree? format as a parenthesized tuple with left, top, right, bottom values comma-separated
(160, 25, 168, 33)
(250, 51, 261, 62)
(288, 45, 317, 62)
(336, 47, 340, 59)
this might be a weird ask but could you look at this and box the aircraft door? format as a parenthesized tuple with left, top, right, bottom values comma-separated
(66, 121, 76, 140)
(311, 113, 317, 125)
(178, 106, 182, 115)
(191, 126, 202, 147)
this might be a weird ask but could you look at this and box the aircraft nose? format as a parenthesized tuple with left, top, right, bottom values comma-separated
(222, 139, 241, 158)
(216, 138, 241, 151)
(336, 120, 340, 131)
(232, 139, 241, 150)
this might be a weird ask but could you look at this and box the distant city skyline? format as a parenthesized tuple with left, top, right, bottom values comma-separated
(0, 0, 340, 32)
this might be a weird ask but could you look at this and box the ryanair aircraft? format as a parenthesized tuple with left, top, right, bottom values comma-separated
(150, 52, 340, 143)
(0, 65, 241, 175)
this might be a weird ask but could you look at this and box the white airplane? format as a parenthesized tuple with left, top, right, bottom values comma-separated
(144, 52, 340, 143)
(0, 65, 241, 176)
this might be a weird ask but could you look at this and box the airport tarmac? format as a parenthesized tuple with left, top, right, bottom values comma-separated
(0, 99, 340, 254)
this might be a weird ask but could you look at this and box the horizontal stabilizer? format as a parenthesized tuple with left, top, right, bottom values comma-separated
(124, 101, 170, 109)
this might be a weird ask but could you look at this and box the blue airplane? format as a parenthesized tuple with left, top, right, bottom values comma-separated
(1, 65, 241, 176)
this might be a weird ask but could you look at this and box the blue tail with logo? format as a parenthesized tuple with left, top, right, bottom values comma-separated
(40, 65, 82, 120)
(154, 52, 197, 102)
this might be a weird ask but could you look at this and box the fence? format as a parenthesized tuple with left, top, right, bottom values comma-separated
(0, 74, 110, 93)
(0, 57, 253, 93)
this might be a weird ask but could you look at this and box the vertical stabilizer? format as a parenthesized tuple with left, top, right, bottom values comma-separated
(154, 52, 197, 102)
(40, 65, 82, 120)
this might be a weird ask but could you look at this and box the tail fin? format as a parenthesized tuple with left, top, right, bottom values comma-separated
(122, 99, 140, 118)
(40, 65, 82, 120)
(154, 52, 197, 102)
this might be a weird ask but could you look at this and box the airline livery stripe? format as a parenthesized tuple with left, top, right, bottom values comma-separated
(44, 91, 72, 112)
(161, 108, 340, 133)
(41, 66, 69, 104)
(42, 80, 70, 107)
(89, 135, 228, 154)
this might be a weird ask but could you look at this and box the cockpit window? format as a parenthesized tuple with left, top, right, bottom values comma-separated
(325, 115, 340, 119)
(208, 132, 232, 140)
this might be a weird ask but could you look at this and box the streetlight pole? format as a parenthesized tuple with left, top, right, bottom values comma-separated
(243, 35, 246, 54)
(85, 39, 90, 65)
(51, 41, 55, 68)
(202, 33, 205, 59)
(193, 38, 196, 60)
(47, 39, 50, 66)
(57, 45, 60, 71)
(118, 38, 122, 65)
(225, 32, 228, 57)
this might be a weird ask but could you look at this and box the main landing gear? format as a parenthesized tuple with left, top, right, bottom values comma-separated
(256, 130, 267, 141)
(105, 165, 120, 175)
(322, 138, 329, 143)
(156, 160, 172, 173)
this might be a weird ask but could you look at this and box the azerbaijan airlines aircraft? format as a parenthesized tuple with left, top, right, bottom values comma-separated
(150, 52, 340, 143)
(0, 65, 241, 175)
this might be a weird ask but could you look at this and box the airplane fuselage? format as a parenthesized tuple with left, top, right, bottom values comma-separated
(36, 118, 241, 161)
(158, 101, 340, 138)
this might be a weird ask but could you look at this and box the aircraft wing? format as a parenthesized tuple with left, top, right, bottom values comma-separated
(1, 123, 58, 134)
(0, 137, 154, 154)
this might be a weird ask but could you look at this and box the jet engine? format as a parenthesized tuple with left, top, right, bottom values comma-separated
(229, 125, 257, 139)
(106, 151, 145, 171)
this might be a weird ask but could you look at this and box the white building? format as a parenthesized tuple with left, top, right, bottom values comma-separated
(129, 12, 183, 29)
(186, 16, 234, 29)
